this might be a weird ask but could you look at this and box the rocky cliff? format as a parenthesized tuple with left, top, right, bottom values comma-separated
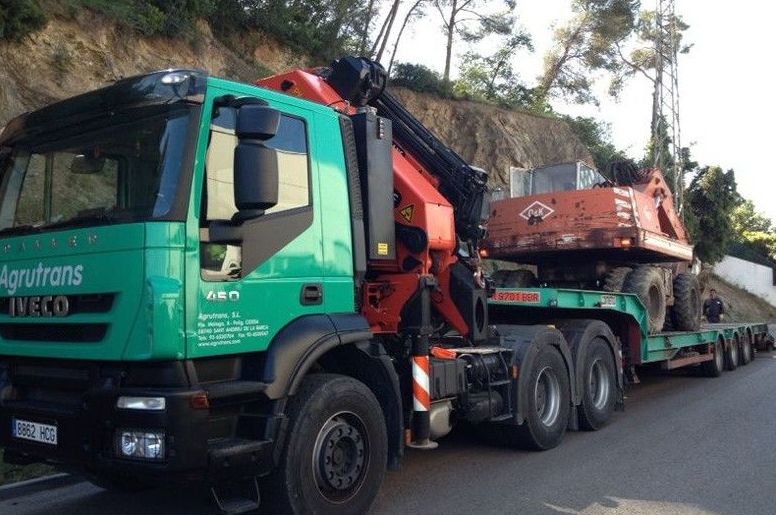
(0, 11, 591, 188)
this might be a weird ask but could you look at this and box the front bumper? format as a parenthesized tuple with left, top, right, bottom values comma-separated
(0, 358, 276, 484)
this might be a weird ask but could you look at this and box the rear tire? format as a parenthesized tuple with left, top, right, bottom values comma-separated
(489, 345, 570, 450)
(261, 374, 387, 515)
(578, 338, 616, 430)
(602, 267, 633, 292)
(701, 338, 724, 377)
(622, 266, 666, 334)
(671, 273, 701, 331)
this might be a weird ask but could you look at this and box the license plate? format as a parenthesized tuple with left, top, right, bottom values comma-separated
(12, 418, 58, 445)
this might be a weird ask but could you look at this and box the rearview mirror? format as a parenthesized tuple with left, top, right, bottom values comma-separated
(232, 105, 281, 220)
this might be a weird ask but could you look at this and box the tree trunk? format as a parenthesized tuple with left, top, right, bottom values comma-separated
(388, 0, 425, 74)
(443, 0, 458, 82)
(376, 0, 401, 63)
(358, 0, 378, 55)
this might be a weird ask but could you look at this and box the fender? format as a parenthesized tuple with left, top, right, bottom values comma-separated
(261, 313, 372, 399)
(495, 324, 576, 427)
(261, 314, 403, 468)
(554, 319, 625, 410)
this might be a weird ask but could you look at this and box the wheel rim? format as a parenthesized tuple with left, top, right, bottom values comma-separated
(715, 341, 724, 370)
(312, 411, 369, 504)
(744, 337, 752, 362)
(535, 366, 561, 427)
(730, 342, 738, 364)
(589, 359, 611, 410)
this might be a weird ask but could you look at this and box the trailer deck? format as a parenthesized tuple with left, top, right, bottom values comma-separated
(489, 287, 770, 368)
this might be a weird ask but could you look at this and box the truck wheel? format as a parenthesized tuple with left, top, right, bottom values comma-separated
(602, 267, 632, 292)
(740, 333, 753, 365)
(701, 338, 725, 377)
(671, 273, 701, 331)
(492, 345, 570, 450)
(261, 374, 387, 515)
(578, 338, 616, 430)
(725, 338, 739, 371)
(622, 266, 666, 334)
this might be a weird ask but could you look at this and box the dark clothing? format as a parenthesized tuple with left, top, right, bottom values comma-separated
(704, 297, 725, 323)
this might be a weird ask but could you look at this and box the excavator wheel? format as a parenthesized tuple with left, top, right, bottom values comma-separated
(622, 266, 666, 334)
(670, 272, 702, 331)
(602, 267, 633, 292)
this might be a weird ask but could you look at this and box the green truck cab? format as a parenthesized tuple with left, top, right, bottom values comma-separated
(0, 69, 379, 493)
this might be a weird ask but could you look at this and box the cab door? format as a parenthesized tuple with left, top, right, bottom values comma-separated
(190, 90, 324, 358)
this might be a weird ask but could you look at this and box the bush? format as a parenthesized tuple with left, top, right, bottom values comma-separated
(0, 0, 47, 41)
(390, 63, 452, 97)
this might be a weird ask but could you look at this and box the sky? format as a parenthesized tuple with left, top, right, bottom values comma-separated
(390, 0, 776, 221)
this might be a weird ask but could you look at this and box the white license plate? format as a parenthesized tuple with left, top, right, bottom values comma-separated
(12, 418, 58, 445)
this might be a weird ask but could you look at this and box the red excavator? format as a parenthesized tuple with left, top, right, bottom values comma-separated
(485, 161, 700, 333)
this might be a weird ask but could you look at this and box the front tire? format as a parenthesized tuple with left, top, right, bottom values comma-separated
(671, 272, 701, 331)
(578, 338, 616, 430)
(261, 374, 387, 515)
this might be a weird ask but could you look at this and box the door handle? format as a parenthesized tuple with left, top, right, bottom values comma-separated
(300, 283, 323, 305)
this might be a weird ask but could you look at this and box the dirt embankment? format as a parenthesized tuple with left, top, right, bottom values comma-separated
(0, 12, 590, 186)
(705, 275, 776, 322)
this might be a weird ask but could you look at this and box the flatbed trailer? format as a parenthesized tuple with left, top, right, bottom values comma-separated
(489, 287, 771, 375)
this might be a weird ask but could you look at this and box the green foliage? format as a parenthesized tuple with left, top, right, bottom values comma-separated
(0, 0, 47, 41)
(242, 0, 370, 61)
(70, 0, 218, 37)
(391, 62, 453, 97)
(453, 31, 535, 108)
(539, 0, 640, 104)
(562, 116, 628, 171)
(729, 199, 776, 264)
(684, 166, 738, 265)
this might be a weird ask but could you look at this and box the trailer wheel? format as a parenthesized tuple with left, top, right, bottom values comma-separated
(740, 332, 753, 365)
(701, 338, 724, 377)
(602, 267, 632, 292)
(261, 374, 387, 515)
(725, 337, 739, 371)
(622, 266, 666, 334)
(578, 338, 616, 430)
(670, 273, 701, 331)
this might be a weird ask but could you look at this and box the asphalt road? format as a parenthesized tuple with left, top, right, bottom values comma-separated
(3, 353, 776, 515)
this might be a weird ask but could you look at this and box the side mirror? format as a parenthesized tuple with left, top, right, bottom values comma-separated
(234, 106, 281, 219)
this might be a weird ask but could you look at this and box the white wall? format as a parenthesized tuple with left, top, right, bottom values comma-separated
(714, 255, 776, 306)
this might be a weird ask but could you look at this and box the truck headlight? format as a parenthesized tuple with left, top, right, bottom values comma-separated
(117, 430, 165, 460)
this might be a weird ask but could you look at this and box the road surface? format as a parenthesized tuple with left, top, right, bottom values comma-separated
(3, 353, 776, 515)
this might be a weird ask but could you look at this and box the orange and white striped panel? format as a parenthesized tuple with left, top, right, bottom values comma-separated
(412, 356, 431, 412)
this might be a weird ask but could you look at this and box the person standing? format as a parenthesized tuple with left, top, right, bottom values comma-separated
(703, 288, 725, 323)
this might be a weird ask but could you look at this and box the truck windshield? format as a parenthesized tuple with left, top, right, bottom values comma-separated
(0, 104, 195, 235)
(510, 162, 607, 198)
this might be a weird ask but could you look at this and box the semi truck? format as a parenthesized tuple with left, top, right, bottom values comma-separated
(0, 57, 770, 515)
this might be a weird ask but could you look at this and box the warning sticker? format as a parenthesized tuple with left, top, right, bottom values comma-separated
(400, 204, 415, 223)
(377, 242, 389, 255)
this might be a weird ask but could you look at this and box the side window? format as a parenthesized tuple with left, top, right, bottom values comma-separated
(201, 106, 311, 280)
(204, 107, 310, 222)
